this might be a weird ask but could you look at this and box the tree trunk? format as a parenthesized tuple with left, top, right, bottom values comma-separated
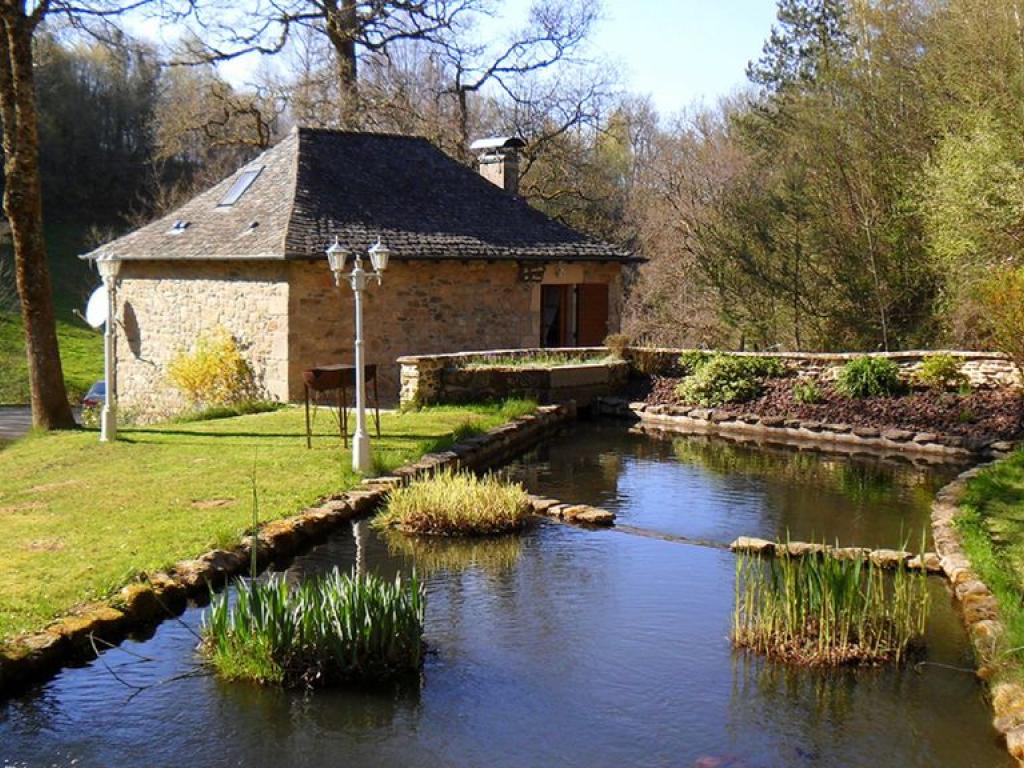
(326, 0, 360, 129)
(0, 13, 76, 430)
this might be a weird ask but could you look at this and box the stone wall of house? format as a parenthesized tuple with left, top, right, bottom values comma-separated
(287, 259, 624, 401)
(626, 348, 1022, 388)
(113, 258, 624, 419)
(115, 261, 290, 421)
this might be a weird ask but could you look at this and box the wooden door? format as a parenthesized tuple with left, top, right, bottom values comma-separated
(541, 285, 571, 347)
(576, 283, 609, 346)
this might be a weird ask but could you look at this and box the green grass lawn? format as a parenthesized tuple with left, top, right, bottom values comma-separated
(0, 400, 533, 642)
(0, 310, 103, 404)
(957, 450, 1024, 680)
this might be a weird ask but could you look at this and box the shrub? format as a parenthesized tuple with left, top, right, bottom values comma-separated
(792, 379, 823, 404)
(835, 356, 904, 398)
(167, 328, 258, 409)
(732, 549, 929, 666)
(914, 353, 968, 392)
(201, 568, 424, 688)
(678, 350, 712, 375)
(674, 354, 784, 407)
(977, 267, 1024, 375)
(604, 333, 630, 360)
(374, 468, 532, 536)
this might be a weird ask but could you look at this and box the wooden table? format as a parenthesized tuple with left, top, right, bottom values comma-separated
(302, 364, 381, 449)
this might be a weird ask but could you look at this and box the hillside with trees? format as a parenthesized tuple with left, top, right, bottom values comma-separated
(3, 0, 1024, 415)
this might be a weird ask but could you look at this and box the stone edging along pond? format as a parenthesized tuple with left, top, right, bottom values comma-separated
(594, 396, 1018, 461)
(0, 404, 580, 698)
(931, 464, 1024, 765)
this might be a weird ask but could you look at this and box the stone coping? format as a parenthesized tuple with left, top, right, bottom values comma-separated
(396, 347, 609, 365)
(930, 463, 1024, 765)
(729, 537, 942, 573)
(594, 397, 1017, 461)
(0, 404, 576, 698)
(628, 347, 1010, 362)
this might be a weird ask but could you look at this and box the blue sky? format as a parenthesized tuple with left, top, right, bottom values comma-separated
(146, 0, 781, 117)
(586, 0, 779, 114)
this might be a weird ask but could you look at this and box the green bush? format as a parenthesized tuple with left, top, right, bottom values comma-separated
(915, 354, 969, 392)
(678, 350, 712, 375)
(201, 568, 424, 688)
(674, 354, 784, 407)
(977, 266, 1024, 376)
(835, 357, 904, 398)
(792, 379, 823, 404)
(374, 468, 532, 536)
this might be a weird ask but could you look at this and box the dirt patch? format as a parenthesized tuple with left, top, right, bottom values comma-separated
(28, 479, 80, 494)
(22, 538, 65, 552)
(635, 375, 1024, 447)
(0, 501, 46, 515)
(190, 498, 235, 510)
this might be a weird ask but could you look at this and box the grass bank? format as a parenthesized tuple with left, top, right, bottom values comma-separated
(0, 310, 103, 404)
(0, 401, 533, 642)
(957, 450, 1024, 679)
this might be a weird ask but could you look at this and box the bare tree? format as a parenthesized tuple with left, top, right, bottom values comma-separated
(181, 0, 481, 129)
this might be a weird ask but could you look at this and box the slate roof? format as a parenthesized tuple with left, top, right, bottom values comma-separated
(88, 127, 633, 263)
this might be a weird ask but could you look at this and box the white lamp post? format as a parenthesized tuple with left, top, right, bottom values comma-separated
(326, 236, 390, 473)
(95, 253, 122, 442)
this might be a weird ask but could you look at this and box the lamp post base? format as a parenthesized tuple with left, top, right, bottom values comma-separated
(352, 430, 372, 474)
(100, 406, 117, 443)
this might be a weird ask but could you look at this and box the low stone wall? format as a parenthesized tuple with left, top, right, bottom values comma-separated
(931, 465, 1024, 765)
(0, 404, 575, 698)
(398, 348, 629, 408)
(595, 396, 1018, 460)
(627, 347, 1021, 389)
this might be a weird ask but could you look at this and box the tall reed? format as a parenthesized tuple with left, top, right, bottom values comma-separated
(201, 568, 424, 688)
(732, 549, 930, 666)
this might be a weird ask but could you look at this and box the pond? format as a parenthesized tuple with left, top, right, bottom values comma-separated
(0, 423, 1008, 768)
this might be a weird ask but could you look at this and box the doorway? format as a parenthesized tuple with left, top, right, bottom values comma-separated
(540, 283, 609, 347)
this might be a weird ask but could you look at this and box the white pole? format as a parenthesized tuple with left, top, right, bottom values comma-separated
(100, 277, 117, 442)
(350, 258, 371, 473)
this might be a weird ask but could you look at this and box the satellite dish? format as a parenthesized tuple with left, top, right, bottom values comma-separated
(84, 285, 108, 329)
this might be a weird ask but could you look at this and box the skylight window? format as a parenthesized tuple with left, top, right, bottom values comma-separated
(218, 166, 263, 207)
(167, 219, 190, 235)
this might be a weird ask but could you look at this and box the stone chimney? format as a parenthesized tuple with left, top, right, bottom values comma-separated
(470, 136, 526, 196)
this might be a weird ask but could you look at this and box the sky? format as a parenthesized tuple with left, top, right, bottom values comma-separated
(157, 0, 782, 118)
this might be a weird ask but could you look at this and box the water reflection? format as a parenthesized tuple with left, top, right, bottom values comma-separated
(507, 420, 964, 549)
(0, 431, 1009, 768)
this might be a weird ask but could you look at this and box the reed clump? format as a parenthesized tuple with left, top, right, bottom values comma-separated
(374, 469, 531, 536)
(201, 568, 424, 688)
(732, 549, 930, 666)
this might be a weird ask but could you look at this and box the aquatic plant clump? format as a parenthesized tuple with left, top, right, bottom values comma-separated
(374, 469, 532, 536)
(732, 551, 930, 666)
(201, 568, 424, 688)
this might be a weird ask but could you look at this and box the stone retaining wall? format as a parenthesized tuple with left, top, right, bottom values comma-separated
(0, 404, 576, 698)
(931, 465, 1024, 766)
(398, 348, 629, 408)
(627, 347, 1021, 389)
(595, 396, 1018, 461)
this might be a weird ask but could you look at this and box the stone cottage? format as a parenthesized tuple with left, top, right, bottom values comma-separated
(85, 127, 634, 417)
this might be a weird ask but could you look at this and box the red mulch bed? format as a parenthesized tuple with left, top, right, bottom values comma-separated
(632, 375, 1024, 447)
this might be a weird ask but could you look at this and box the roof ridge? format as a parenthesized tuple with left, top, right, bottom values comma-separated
(295, 125, 432, 143)
(278, 130, 303, 263)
